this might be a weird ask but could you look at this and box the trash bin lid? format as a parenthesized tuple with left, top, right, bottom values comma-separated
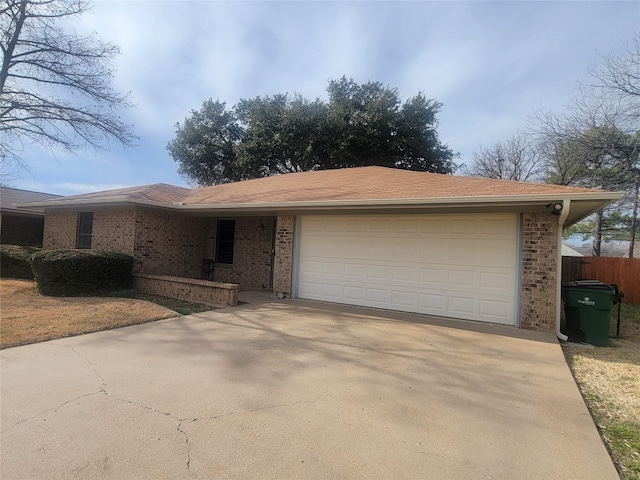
(562, 280, 614, 291)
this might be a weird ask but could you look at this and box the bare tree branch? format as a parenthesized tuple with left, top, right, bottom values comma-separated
(463, 132, 544, 182)
(0, 0, 137, 169)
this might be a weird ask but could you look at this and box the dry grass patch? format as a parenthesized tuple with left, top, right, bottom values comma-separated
(1, 279, 180, 349)
(564, 304, 640, 480)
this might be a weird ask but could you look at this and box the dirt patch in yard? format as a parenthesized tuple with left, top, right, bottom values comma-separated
(0, 279, 181, 349)
(563, 304, 640, 480)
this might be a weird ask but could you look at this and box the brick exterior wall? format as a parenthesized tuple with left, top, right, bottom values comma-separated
(520, 212, 558, 333)
(41, 207, 560, 333)
(43, 210, 137, 254)
(43, 211, 77, 249)
(273, 215, 295, 297)
(1, 214, 45, 247)
(213, 217, 275, 290)
(134, 274, 238, 307)
(92, 210, 136, 254)
(41, 209, 278, 288)
(133, 210, 208, 278)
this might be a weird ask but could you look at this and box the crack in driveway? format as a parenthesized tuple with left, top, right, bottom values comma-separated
(108, 392, 326, 479)
(7, 341, 325, 479)
(1, 389, 106, 434)
(59, 340, 108, 391)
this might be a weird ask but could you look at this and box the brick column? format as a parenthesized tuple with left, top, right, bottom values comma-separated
(520, 212, 558, 333)
(273, 215, 295, 296)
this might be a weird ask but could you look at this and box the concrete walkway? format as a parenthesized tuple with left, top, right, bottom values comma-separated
(1, 295, 618, 479)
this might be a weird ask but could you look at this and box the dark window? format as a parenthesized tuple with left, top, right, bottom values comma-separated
(215, 220, 235, 264)
(76, 212, 93, 249)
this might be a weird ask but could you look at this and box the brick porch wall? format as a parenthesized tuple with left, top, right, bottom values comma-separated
(520, 212, 558, 333)
(273, 215, 295, 297)
(134, 274, 238, 307)
(213, 217, 275, 290)
(133, 210, 208, 278)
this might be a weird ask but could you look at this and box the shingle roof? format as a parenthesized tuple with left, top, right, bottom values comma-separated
(18, 167, 621, 227)
(52, 183, 191, 204)
(0, 187, 61, 215)
(184, 166, 602, 205)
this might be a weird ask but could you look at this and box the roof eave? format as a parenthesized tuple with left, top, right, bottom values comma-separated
(19, 191, 623, 216)
(177, 191, 625, 211)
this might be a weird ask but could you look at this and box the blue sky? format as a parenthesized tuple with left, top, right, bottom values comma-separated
(6, 1, 640, 195)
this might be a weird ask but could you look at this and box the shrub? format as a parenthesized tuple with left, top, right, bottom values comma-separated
(0, 244, 39, 279)
(31, 249, 133, 296)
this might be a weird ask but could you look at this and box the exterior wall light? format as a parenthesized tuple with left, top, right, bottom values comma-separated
(546, 202, 563, 216)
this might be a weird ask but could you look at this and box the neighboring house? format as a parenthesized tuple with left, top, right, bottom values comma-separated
(0, 186, 61, 247)
(573, 241, 640, 258)
(562, 244, 584, 257)
(21, 166, 621, 336)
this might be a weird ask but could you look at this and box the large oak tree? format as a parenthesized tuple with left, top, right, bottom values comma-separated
(167, 77, 457, 186)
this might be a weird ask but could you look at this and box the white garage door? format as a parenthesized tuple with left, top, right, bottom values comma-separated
(296, 214, 518, 325)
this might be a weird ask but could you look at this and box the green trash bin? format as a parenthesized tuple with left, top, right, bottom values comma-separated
(562, 281, 615, 346)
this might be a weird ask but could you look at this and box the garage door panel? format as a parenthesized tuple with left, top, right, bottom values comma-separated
(321, 284, 342, 299)
(392, 265, 419, 282)
(418, 292, 446, 311)
(323, 218, 347, 233)
(448, 242, 477, 263)
(298, 281, 321, 297)
(298, 214, 517, 325)
(479, 271, 511, 290)
(367, 264, 391, 281)
(344, 218, 369, 232)
(342, 238, 363, 257)
(366, 288, 390, 304)
(479, 240, 517, 265)
(344, 263, 366, 278)
(367, 238, 391, 259)
(448, 296, 476, 315)
(479, 298, 511, 319)
(418, 217, 448, 234)
(449, 218, 479, 234)
(301, 259, 323, 275)
(300, 217, 324, 232)
(393, 218, 419, 233)
(322, 261, 344, 275)
(419, 268, 446, 285)
(392, 239, 421, 260)
(391, 290, 415, 307)
(480, 216, 516, 235)
(369, 218, 394, 233)
(343, 286, 365, 301)
(448, 269, 477, 288)
(417, 242, 448, 261)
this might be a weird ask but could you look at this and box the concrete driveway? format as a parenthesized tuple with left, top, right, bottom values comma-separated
(1, 297, 618, 479)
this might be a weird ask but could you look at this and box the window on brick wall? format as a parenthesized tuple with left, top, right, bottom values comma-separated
(76, 212, 93, 249)
(215, 219, 235, 264)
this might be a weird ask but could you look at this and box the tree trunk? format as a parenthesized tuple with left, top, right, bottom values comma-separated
(629, 173, 639, 258)
(0, 1, 27, 95)
(592, 210, 603, 256)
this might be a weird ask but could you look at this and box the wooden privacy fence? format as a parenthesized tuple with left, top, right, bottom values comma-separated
(562, 256, 640, 304)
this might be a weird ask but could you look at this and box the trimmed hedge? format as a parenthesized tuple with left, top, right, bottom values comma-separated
(0, 244, 39, 279)
(31, 249, 133, 296)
